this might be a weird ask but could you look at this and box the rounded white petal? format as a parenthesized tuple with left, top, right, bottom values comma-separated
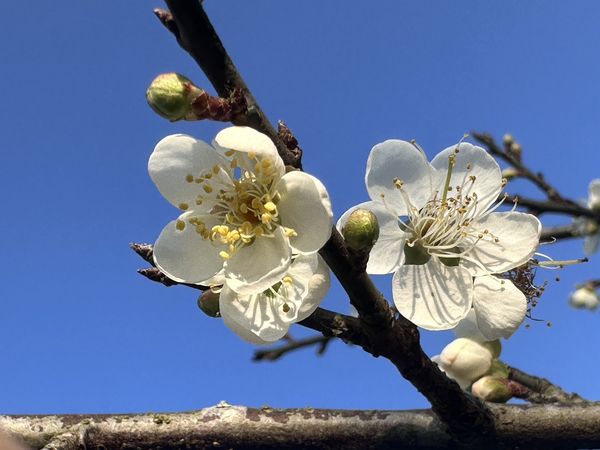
(462, 212, 541, 275)
(214, 126, 285, 179)
(366, 140, 434, 216)
(392, 259, 473, 330)
(588, 179, 600, 210)
(439, 338, 493, 387)
(149, 134, 229, 210)
(297, 255, 331, 322)
(219, 288, 286, 343)
(431, 142, 502, 212)
(153, 212, 223, 284)
(453, 309, 488, 342)
(584, 232, 600, 257)
(337, 201, 406, 274)
(276, 171, 333, 254)
(225, 227, 292, 295)
(472, 277, 526, 340)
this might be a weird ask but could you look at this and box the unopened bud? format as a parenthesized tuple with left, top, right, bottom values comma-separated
(502, 134, 514, 147)
(588, 179, 600, 213)
(198, 290, 221, 318)
(436, 338, 493, 388)
(471, 376, 513, 403)
(570, 286, 599, 310)
(501, 167, 520, 181)
(146, 73, 202, 121)
(341, 209, 379, 251)
(488, 360, 509, 378)
(510, 142, 522, 157)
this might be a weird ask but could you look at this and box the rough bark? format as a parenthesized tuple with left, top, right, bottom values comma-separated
(4, 403, 600, 450)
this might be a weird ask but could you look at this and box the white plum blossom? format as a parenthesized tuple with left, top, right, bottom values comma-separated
(570, 286, 599, 310)
(431, 337, 494, 389)
(338, 139, 540, 336)
(149, 126, 333, 294)
(220, 253, 330, 343)
(582, 179, 600, 256)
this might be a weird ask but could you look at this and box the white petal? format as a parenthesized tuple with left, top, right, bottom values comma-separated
(153, 212, 223, 284)
(336, 201, 406, 274)
(462, 212, 541, 275)
(296, 255, 331, 322)
(472, 277, 526, 340)
(584, 232, 600, 256)
(149, 134, 229, 210)
(225, 227, 292, 295)
(219, 290, 278, 345)
(588, 179, 600, 210)
(366, 140, 434, 216)
(214, 126, 285, 179)
(392, 259, 473, 330)
(431, 142, 502, 212)
(453, 309, 488, 342)
(276, 171, 333, 254)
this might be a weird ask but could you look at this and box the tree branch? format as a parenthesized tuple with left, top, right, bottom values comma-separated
(541, 224, 584, 242)
(506, 363, 587, 405)
(6, 404, 600, 450)
(253, 334, 333, 362)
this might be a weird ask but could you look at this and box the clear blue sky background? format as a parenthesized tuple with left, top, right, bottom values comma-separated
(2, 1, 600, 414)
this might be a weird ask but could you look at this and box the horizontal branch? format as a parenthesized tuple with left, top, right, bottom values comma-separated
(506, 364, 586, 405)
(5, 403, 600, 450)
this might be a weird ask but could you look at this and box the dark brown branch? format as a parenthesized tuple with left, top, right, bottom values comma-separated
(7, 404, 600, 450)
(155, 4, 300, 168)
(473, 132, 573, 204)
(509, 195, 598, 220)
(253, 335, 333, 362)
(541, 224, 584, 242)
(506, 364, 587, 405)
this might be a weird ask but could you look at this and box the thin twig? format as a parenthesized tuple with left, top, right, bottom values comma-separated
(505, 363, 588, 405)
(472, 132, 572, 204)
(541, 224, 584, 242)
(253, 335, 333, 362)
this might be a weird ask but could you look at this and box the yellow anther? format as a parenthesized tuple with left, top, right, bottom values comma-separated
(264, 201, 277, 212)
(176, 220, 186, 231)
(393, 177, 404, 189)
(261, 213, 272, 224)
(212, 165, 220, 175)
(203, 184, 213, 194)
(469, 175, 476, 182)
(230, 159, 238, 169)
(240, 203, 249, 214)
(248, 151, 256, 159)
(195, 197, 203, 206)
(261, 159, 271, 168)
(284, 227, 298, 237)
(204, 172, 212, 179)
(225, 149, 235, 157)
(185, 174, 194, 183)
(251, 198, 262, 209)
(178, 203, 189, 211)
(219, 251, 231, 260)
(282, 276, 293, 285)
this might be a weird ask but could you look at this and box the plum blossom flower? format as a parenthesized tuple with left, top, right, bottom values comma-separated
(339, 139, 540, 335)
(581, 179, 600, 256)
(219, 253, 330, 343)
(150, 126, 332, 294)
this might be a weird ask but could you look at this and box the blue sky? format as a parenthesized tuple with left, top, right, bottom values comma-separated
(2, 1, 600, 413)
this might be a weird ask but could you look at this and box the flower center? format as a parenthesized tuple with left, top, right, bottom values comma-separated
(394, 150, 505, 268)
(183, 150, 296, 260)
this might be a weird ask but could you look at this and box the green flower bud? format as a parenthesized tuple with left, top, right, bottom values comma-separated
(341, 209, 379, 251)
(471, 376, 513, 403)
(488, 360, 509, 378)
(146, 73, 202, 121)
(197, 290, 221, 318)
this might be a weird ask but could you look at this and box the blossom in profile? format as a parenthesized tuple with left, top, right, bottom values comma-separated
(219, 254, 330, 343)
(431, 337, 495, 389)
(582, 179, 600, 256)
(570, 286, 599, 310)
(149, 126, 333, 294)
(339, 139, 540, 336)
